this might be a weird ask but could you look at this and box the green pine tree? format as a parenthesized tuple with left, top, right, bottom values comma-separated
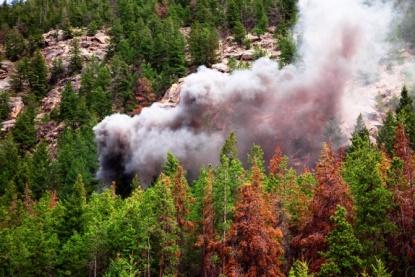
(343, 127, 395, 266)
(163, 152, 180, 178)
(396, 86, 415, 148)
(377, 111, 397, 155)
(60, 174, 87, 240)
(12, 106, 37, 151)
(319, 205, 363, 277)
(28, 50, 49, 99)
(4, 28, 26, 61)
(189, 23, 219, 66)
(254, 0, 268, 36)
(69, 38, 83, 74)
(0, 91, 10, 121)
(30, 142, 52, 199)
(289, 260, 313, 277)
(60, 83, 79, 125)
(233, 20, 246, 45)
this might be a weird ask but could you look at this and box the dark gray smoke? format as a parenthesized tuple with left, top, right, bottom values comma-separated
(94, 0, 395, 186)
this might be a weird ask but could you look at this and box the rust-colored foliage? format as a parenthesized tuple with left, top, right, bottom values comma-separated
(390, 124, 415, 265)
(196, 169, 219, 277)
(390, 184, 415, 264)
(173, 165, 194, 231)
(394, 123, 415, 185)
(292, 144, 352, 272)
(269, 146, 284, 176)
(223, 169, 284, 277)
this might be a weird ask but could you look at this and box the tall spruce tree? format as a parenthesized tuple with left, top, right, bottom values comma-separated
(343, 119, 395, 266)
(396, 86, 415, 147)
(189, 23, 219, 66)
(319, 205, 363, 277)
(28, 50, 49, 99)
(12, 106, 37, 151)
(377, 111, 397, 155)
(69, 38, 83, 74)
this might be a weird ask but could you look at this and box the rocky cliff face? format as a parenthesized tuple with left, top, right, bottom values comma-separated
(1, 25, 412, 146)
(0, 29, 110, 141)
(41, 29, 109, 68)
(162, 28, 280, 105)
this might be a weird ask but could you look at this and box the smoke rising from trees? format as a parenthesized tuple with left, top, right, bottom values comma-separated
(94, 0, 396, 185)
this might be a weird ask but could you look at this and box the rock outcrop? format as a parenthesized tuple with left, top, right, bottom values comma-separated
(1, 96, 24, 132)
(0, 60, 14, 91)
(212, 29, 280, 73)
(41, 29, 110, 69)
(163, 29, 280, 104)
(36, 74, 81, 121)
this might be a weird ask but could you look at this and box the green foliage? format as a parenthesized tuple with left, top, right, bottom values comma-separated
(30, 142, 52, 199)
(289, 260, 313, 277)
(163, 152, 180, 178)
(12, 106, 37, 151)
(50, 58, 65, 84)
(189, 23, 219, 66)
(5, 28, 26, 61)
(396, 86, 415, 148)
(60, 83, 79, 124)
(27, 50, 49, 98)
(253, 45, 267, 59)
(0, 194, 64, 276)
(110, 56, 136, 112)
(0, 91, 10, 121)
(10, 57, 30, 92)
(87, 21, 99, 36)
(79, 62, 112, 119)
(377, 111, 397, 155)
(370, 258, 392, 277)
(254, 0, 268, 36)
(69, 38, 83, 75)
(0, 135, 19, 195)
(343, 128, 395, 266)
(89, 87, 112, 119)
(60, 175, 87, 241)
(105, 256, 138, 277)
(53, 126, 98, 196)
(221, 132, 238, 161)
(213, 142, 245, 238)
(277, 32, 296, 67)
(248, 144, 265, 173)
(227, 0, 241, 29)
(319, 206, 363, 277)
(233, 20, 246, 45)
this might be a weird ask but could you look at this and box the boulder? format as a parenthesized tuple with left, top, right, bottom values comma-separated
(212, 62, 229, 73)
(9, 96, 24, 119)
(0, 60, 15, 91)
(1, 119, 16, 132)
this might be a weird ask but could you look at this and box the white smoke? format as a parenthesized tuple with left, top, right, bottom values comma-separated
(94, 0, 402, 186)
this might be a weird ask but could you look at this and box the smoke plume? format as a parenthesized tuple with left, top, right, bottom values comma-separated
(94, 0, 396, 185)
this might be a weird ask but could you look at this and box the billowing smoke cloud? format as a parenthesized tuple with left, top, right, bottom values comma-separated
(94, 0, 396, 185)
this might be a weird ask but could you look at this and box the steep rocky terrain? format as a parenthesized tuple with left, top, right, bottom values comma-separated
(0, 29, 110, 137)
(1, 25, 412, 147)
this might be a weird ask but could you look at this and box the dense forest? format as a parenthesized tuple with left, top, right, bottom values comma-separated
(1, 0, 415, 276)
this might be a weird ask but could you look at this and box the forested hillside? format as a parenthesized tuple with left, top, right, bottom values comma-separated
(1, 0, 415, 276)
